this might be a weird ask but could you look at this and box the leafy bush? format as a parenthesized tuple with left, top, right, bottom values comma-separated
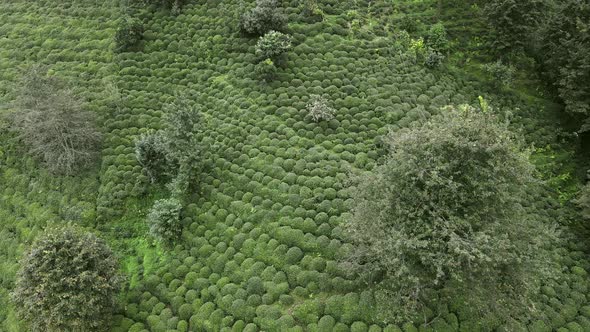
(306, 95, 336, 122)
(147, 198, 183, 244)
(424, 49, 445, 68)
(239, 0, 286, 36)
(343, 106, 553, 321)
(425, 23, 448, 52)
(114, 16, 144, 52)
(398, 15, 418, 33)
(135, 130, 170, 183)
(12, 226, 121, 331)
(255, 58, 278, 82)
(301, 0, 324, 23)
(483, 60, 515, 87)
(255, 31, 292, 62)
(10, 66, 102, 175)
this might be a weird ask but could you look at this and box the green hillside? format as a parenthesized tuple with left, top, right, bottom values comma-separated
(1, 0, 589, 331)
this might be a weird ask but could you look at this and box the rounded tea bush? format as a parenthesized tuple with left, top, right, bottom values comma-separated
(12, 226, 121, 332)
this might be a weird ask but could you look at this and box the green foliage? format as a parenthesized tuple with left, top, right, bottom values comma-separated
(255, 31, 292, 62)
(114, 16, 144, 53)
(483, 0, 547, 53)
(306, 95, 336, 122)
(10, 66, 102, 175)
(575, 182, 590, 221)
(301, 0, 324, 23)
(239, 0, 286, 36)
(483, 60, 515, 88)
(537, 0, 590, 131)
(343, 106, 552, 321)
(424, 49, 445, 68)
(134, 131, 170, 184)
(12, 226, 120, 332)
(147, 198, 183, 244)
(398, 15, 419, 33)
(129, 0, 185, 13)
(161, 95, 204, 197)
(425, 23, 448, 52)
(255, 58, 278, 82)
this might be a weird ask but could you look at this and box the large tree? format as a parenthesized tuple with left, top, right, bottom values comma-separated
(11, 66, 102, 175)
(538, 0, 590, 131)
(343, 105, 552, 322)
(483, 0, 547, 54)
(12, 226, 121, 332)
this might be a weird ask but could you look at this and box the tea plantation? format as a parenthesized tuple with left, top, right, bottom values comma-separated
(1, 0, 590, 331)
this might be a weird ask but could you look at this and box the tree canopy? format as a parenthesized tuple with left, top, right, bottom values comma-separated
(12, 226, 121, 332)
(343, 105, 552, 321)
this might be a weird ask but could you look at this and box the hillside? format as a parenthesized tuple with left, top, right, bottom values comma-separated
(1, 0, 590, 331)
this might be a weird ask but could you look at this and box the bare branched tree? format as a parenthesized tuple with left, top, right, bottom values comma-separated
(11, 66, 102, 175)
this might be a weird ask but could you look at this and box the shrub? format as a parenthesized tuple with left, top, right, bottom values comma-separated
(12, 226, 121, 331)
(239, 0, 287, 36)
(246, 276, 265, 295)
(306, 95, 336, 122)
(114, 16, 144, 52)
(398, 15, 418, 33)
(147, 198, 183, 244)
(343, 106, 553, 321)
(301, 0, 324, 23)
(10, 65, 102, 175)
(483, 60, 515, 87)
(255, 31, 292, 62)
(255, 58, 278, 82)
(424, 49, 445, 68)
(425, 23, 448, 52)
(135, 130, 170, 183)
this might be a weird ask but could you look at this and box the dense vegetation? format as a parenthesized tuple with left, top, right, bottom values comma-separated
(12, 226, 121, 331)
(0, 0, 589, 331)
(343, 106, 553, 322)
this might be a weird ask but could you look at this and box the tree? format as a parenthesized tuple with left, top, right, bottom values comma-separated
(134, 130, 170, 183)
(537, 0, 590, 131)
(343, 106, 551, 322)
(11, 66, 102, 175)
(134, 95, 204, 196)
(425, 23, 448, 53)
(12, 226, 121, 332)
(255, 31, 292, 62)
(483, 0, 547, 54)
(147, 198, 183, 244)
(161, 94, 204, 197)
(239, 0, 286, 36)
(114, 16, 144, 53)
(306, 95, 336, 122)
